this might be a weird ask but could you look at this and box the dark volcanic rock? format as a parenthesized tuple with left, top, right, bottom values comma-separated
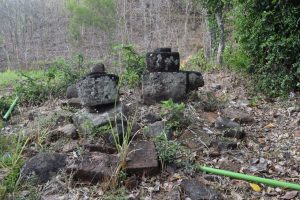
(143, 113, 162, 124)
(126, 141, 159, 176)
(224, 128, 246, 139)
(215, 116, 240, 129)
(67, 152, 118, 184)
(91, 63, 105, 73)
(66, 84, 78, 99)
(21, 153, 67, 184)
(143, 121, 172, 139)
(181, 179, 221, 200)
(187, 71, 205, 91)
(146, 51, 180, 72)
(76, 73, 119, 107)
(142, 72, 186, 104)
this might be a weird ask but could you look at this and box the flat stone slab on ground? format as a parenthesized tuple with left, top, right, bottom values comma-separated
(73, 103, 127, 135)
(181, 178, 221, 200)
(126, 141, 159, 176)
(21, 153, 67, 184)
(66, 152, 118, 184)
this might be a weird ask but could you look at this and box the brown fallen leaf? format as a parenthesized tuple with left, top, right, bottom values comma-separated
(281, 191, 298, 199)
(294, 130, 300, 137)
(264, 123, 276, 129)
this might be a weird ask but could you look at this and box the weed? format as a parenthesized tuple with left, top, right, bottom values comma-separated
(154, 132, 195, 172)
(0, 96, 15, 117)
(183, 49, 214, 72)
(112, 44, 146, 88)
(161, 99, 190, 131)
(0, 133, 30, 197)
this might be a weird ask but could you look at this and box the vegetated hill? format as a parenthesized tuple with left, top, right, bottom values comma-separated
(0, 0, 209, 71)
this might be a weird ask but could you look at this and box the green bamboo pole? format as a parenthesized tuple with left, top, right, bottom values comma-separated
(197, 165, 300, 191)
(3, 96, 19, 121)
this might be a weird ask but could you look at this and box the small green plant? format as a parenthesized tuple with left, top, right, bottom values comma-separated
(0, 96, 14, 117)
(112, 44, 146, 88)
(92, 124, 111, 138)
(183, 49, 214, 71)
(155, 132, 196, 173)
(0, 133, 30, 197)
(161, 99, 190, 131)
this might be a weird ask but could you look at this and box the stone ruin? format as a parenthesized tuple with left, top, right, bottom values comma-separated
(142, 48, 204, 105)
(52, 48, 205, 184)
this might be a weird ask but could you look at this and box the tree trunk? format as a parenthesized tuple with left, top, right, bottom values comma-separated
(215, 10, 225, 66)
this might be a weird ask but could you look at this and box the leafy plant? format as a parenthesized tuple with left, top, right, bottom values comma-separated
(0, 133, 30, 197)
(0, 96, 14, 117)
(161, 99, 190, 131)
(223, 44, 251, 71)
(232, 0, 300, 97)
(184, 49, 214, 71)
(113, 44, 146, 88)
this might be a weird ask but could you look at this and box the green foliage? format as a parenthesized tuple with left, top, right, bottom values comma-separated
(113, 44, 146, 88)
(154, 133, 195, 171)
(223, 44, 251, 71)
(15, 56, 85, 105)
(0, 96, 14, 117)
(91, 124, 111, 138)
(67, 0, 116, 41)
(232, 0, 300, 97)
(184, 49, 214, 71)
(161, 99, 190, 131)
(0, 134, 30, 196)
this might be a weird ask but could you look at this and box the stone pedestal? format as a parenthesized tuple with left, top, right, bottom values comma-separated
(76, 73, 119, 107)
(146, 48, 180, 72)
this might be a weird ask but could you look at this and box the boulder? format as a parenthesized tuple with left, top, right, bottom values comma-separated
(146, 48, 180, 72)
(66, 84, 78, 99)
(142, 71, 204, 105)
(181, 179, 221, 200)
(76, 73, 119, 107)
(221, 108, 254, 124)
(63, 98, 82, 109)
(20, 153, 67, 184)
(66, 152, 118, 184)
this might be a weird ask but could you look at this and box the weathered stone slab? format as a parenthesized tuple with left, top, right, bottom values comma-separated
(66, 152, 118, 184)
(181, 178, 221, 200)
(66, 84, 78, 99)
(142, 71, 204, 105)
(73, 103, 127, 135)
(76, 73, 119, 107)
(21, 153, 67, 184)
(146, 48, 180, 72)
(126, 141, 159, 176)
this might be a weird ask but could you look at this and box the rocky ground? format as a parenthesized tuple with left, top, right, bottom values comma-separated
(1, 69, 299, 200)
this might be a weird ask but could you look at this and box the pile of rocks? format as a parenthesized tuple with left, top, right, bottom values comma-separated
(142, 48, 204, 104)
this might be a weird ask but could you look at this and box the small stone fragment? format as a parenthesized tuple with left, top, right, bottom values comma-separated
(223, 128, 246, 139)
(215, 116, 240, 129)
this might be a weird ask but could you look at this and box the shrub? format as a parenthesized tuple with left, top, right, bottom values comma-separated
(15, 56, 85, 105)
(184, 49, 214, 71)
(113, 44, 146, 88)
(223, 44, 251, 71)
(232, 0, 300, 97)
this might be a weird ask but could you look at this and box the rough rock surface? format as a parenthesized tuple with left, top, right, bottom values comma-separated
(181, 179, 221, 200)
(143, 121, 171, 139)
(215, 116, 240, 129)
(66, 84, 78, 99)
(48, 124, 78, 141)
(146, 49, 180, 72)
(73, 103, 127, 135)
(91, 63, 105, 73)
(142, 71, 204, 105)
(126, 141, 159, 176)
(76, 73, 119, 107)
(21, 153, 67, 184)
(66, 152, 118, 184)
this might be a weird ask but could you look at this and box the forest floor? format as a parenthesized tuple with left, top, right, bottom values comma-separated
(1, 69, 299, 200)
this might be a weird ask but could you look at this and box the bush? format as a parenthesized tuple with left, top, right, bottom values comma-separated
(233, 0, 300, 97)
(112, 44, 146, 88)
(0, 96, 14, 117)
(15, 56, 85, 105)
(184, 49, 214, 71)
(223, 44, 251, 71)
